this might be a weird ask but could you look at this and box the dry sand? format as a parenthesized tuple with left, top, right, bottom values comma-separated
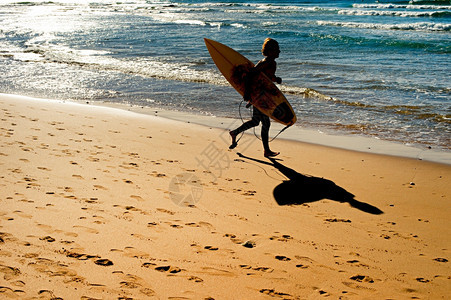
(0, 94, 449, 299)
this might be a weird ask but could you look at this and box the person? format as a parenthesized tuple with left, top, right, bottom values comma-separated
(229, 38, 281, 158)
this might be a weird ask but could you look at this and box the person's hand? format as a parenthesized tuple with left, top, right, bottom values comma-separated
(243, 92, 251, 102)
(243, 92, 252, 108)
(275, 77, 282, 84)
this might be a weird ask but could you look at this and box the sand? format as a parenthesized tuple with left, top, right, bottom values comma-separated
(0, 93, 449, 299)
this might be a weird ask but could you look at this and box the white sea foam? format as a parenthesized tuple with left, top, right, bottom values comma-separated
(174, 19, 207, 26)
(339, 9, 450, 18)
(353, 3, 451, 10)
(231, 23, 247, 29)
(317, 20, 451, 32)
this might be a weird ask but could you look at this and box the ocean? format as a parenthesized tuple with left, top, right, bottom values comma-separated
(1, 0, 450, 152)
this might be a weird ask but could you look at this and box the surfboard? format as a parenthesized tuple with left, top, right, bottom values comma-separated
(204, 38, 296, 126)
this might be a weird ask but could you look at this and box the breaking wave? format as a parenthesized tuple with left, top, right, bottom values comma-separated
(339, 9, 451, 18)
(317, 20, 451, 32)
(352, 3, 451, 10)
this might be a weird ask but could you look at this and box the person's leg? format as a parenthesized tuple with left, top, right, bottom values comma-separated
(260, 114, 279, 157)
(261, 114, 270, 152)
(229, 108, 260, 149)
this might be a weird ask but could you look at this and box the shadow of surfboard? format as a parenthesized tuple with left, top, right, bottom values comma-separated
(237, 153, 383, 215)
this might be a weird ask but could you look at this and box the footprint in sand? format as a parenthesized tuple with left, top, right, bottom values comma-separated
(242, 241, 256, 248)
(260, 289, 292, 298)
(0, 286, 25, 298)
(115, 273, 155, 296)
(204, 246, 219, 251)
(36, 223, 54, 234)
(142, 262, 157, 269)
(62, 249, 98, 261)
(150, 171, 166, 177)
(84, 197, 99, 204)
(31, 257, 80, 283)
(224, 233, 244, 245)
(0, 264, 21, 281)
(345, 259, 369, 268)
(72, 225, 99, 234)
(239, 265, 273, 273)
(154, 265, 182, 274)
(156, 208, 175, 215)
(197, 267, 235, 277)
(13, 211, 32, 219)
(275, 255, 291, 261)
(120, 162, 139, 169)
(188, 276, 203, 283)
(269, 234, 293, 242)
(38, 143, 49, 149)
(93, 184, 108, 190)
(60, 186, 74, 192)
(169, 223, 183, 229)
(94, 259, 113, 266)
(112, 247, 152, 260)
(39, 236, 56, 243)
(130, 195, 144, 202)
(325, 218, 351, 223)
(118, 204, 136, 212)
(11, 280, 25, 288)
(350, 274, 375, 283)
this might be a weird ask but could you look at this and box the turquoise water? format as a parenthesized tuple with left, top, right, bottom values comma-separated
(0, 0, 450, 149)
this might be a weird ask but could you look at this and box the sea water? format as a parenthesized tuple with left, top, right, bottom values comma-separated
(0, 0, 449, 151)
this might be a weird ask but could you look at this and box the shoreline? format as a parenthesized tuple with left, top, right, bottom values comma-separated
(80, 97, 450, 166)
(3, 93, 450, 165)
(1, 92, 449, 298)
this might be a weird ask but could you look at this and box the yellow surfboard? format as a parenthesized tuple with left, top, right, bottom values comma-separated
(204, 38, 296, 126)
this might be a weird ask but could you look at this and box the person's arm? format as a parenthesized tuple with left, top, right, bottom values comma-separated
(243, 60, 281, 107)
(255, 60, 281, 84)
(243, 65, 259, 104)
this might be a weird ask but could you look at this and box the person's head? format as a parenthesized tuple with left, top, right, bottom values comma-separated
(262, 38, 280, 58)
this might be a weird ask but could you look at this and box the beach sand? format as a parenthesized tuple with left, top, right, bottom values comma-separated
(0, 94, 449, 299)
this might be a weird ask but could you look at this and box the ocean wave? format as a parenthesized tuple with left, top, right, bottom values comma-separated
(242, 3, 332, 12)
(5, 1, 54, 6)
(176, 3, 337, 15)
(339, 9, 451, 18)
(317, 20, 451, 32)
(353, 3, 451, 10)
(301, 94, 450, 126)
(174, 19, 207, 26)
(383, 105, 451, 124)
(16, 44, 340, 103)
(1, 42, 226, 86)
(280, 86, 334, 100)
(148, 14, 205, 27)
(282, 85, 450, 126)
(321, 121, 449, 149)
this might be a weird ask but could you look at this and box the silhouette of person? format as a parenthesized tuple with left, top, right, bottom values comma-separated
(229, 38, 281, 158)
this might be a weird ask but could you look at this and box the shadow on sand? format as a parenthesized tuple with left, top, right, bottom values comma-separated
(237, 153, 383, 215)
